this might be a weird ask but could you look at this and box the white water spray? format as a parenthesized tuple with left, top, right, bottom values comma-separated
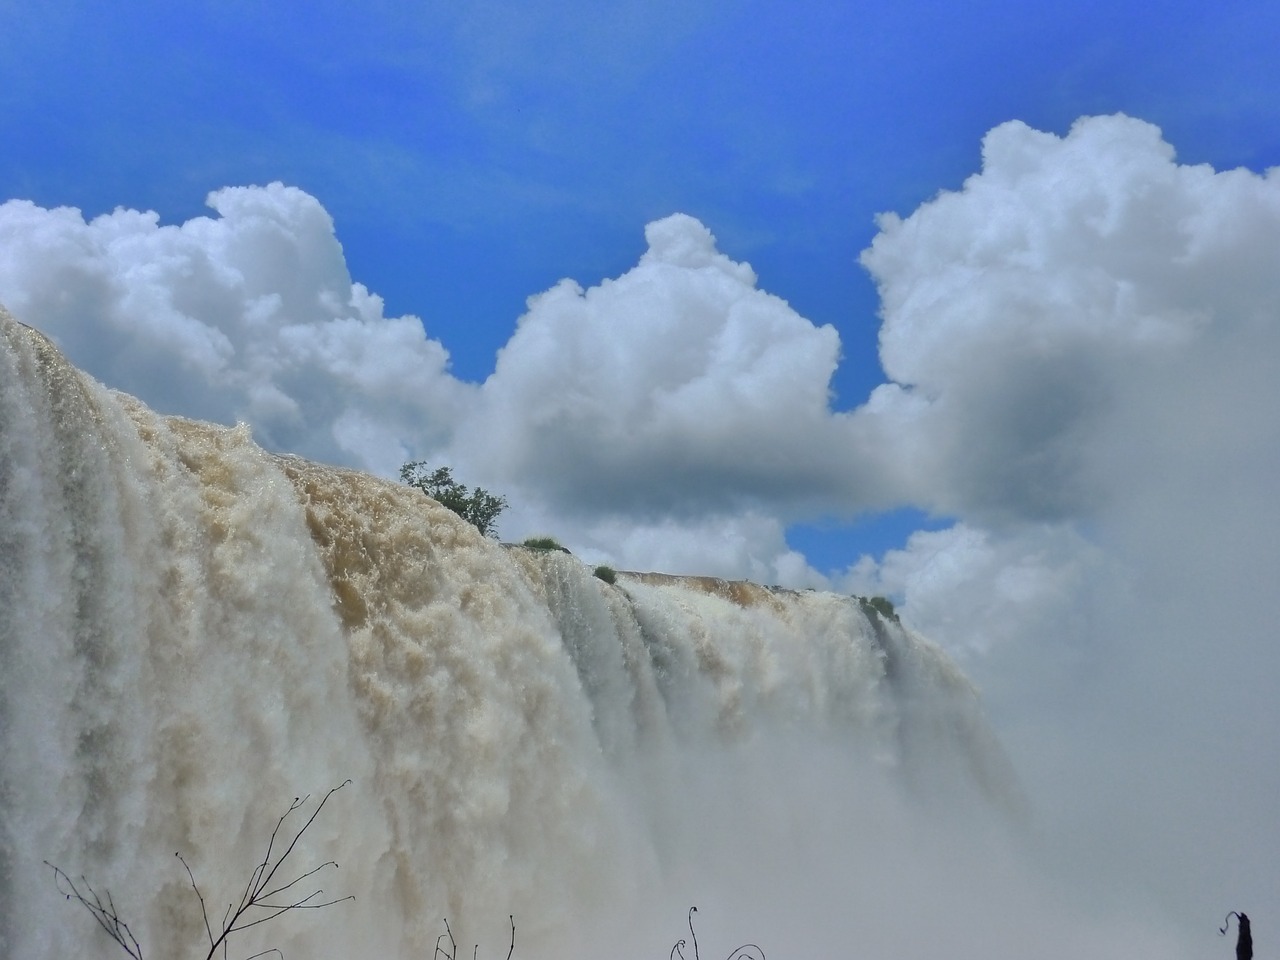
(7, 307, 1144, 960)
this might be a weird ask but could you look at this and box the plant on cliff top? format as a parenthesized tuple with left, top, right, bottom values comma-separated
(858, 594, 899, 623)
(522, 536, 570, 553)
(400, 461, 507, 538)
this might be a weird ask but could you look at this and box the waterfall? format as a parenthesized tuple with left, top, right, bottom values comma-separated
(1, 307, 1019, 959)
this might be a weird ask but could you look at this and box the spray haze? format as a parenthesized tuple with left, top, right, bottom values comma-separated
(2, 309, 1174, 958)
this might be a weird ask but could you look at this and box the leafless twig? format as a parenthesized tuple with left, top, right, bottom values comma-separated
(46, 863, 145, 960)
(186, 780, 354, 960)
(672, 906, 765, 960)
(434, 915, 515, 960)
(49, 781, 353, 960)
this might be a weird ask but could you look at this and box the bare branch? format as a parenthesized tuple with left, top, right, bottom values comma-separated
(199, 781, 353, 960)
(431, 915, 512, 960)
(248, 795, 308, 903)
(259, 859, 341, 902)
(177, 851, 216, 949)
(45, 862, 145, 960)
(671, 906, 765, 960)
(435, 917, 458, 960)
(49, 781, 352, 960)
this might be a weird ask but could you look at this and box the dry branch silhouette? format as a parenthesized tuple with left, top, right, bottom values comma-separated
(670, 906, 765, 960)
(48, 780, 354, 960)
(46, 865, 144, 960)
(51, 783, 765, 960)
(433, 915, 515, 960)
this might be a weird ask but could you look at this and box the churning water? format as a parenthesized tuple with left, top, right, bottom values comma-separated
(2, 308, 1041, 959)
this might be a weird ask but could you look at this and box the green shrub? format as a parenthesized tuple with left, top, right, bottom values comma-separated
(593, 565, 617, 584)
(522, 536, 570, 553)
(859, 594, 899, 623)
(400, 461, 507, 538)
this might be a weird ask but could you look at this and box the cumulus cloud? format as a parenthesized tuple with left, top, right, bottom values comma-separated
(452, 213, 890, 522)
(0, 184, 471, 476)
(839, 522, 1105, 658)
(858, 113, 1280, 527)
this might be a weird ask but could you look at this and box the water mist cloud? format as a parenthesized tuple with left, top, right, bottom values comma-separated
(850, 113, 1280, 938)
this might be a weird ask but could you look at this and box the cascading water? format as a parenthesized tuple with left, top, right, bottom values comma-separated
(1, 306, 1022, 959)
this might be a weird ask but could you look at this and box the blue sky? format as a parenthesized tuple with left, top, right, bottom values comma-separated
(4, 3, 1280, 940)
(6, 0, 1278, 573)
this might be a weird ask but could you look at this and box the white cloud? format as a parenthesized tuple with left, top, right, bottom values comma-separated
(859, 113, 1280, 525)
(839, 522, 1104, 658)
(0, 184, 471, 476)
(451, 213, 881, 524)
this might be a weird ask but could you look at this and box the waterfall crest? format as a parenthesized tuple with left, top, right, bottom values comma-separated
(1, 307, 1017, 959)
